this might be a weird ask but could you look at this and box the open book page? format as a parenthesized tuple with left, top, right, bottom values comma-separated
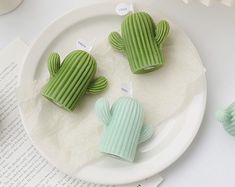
(0, 38, 162, 187)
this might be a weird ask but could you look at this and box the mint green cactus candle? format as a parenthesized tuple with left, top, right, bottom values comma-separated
(109, 12, 170, 74)
(95, 96, 154, 162)
(216, 102, 235, 136)
(42, 50, 108, 111)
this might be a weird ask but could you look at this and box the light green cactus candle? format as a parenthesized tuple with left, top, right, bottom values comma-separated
(95, 96, 154, 162)
(42, 50, 108, 111)
(216, 102, 235, 136)
(109, 12, 170, 74)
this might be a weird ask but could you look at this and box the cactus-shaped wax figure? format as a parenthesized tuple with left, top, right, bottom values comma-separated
(42, 50, 108, 111)
(95, 96, 154, 162)
(216, 102, 235, 136)
(109, 12, 170, 74)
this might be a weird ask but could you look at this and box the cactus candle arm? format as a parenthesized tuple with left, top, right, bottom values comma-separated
(95, 98, 111, 125)
(216, 109, 231, 124)
(86, 76, 108, 94)
(138, 124, 154, 144)
(109, 32, 125, 54)
(216, 102, 235, 136)
(216, 102, 235, 124)
(48, 53, 61, 77)
(155, 20, 170, 46)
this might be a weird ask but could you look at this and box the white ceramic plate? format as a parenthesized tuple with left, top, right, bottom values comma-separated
(18, 2, 207, 185)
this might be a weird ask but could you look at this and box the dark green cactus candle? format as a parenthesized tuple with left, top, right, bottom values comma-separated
(109, 12, 170, 74)
(42, 50, 108, 111)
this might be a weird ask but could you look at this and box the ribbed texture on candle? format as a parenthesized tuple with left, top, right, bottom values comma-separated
(48, 52, 61, 77)
(155, 20, 170, 45)
(138, 124, 154, 144)
(95, 98, 111, 125)
(109, 12, 170, 74)
(42, 50, 96, 111)
(216, 102, 235, 136)
(109, 32, 125, 53)
(100, 97, 144, 162)
(86, 76, 108, 94)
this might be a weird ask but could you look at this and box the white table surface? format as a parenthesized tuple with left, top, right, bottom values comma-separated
(1, 0, 235, 186)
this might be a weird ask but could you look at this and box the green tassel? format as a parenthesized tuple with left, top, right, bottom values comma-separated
(109, 12, 170, 74)
(42, 50, 108, 111)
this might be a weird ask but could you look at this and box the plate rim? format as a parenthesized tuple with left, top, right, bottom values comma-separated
(18, 1, 207, 185)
